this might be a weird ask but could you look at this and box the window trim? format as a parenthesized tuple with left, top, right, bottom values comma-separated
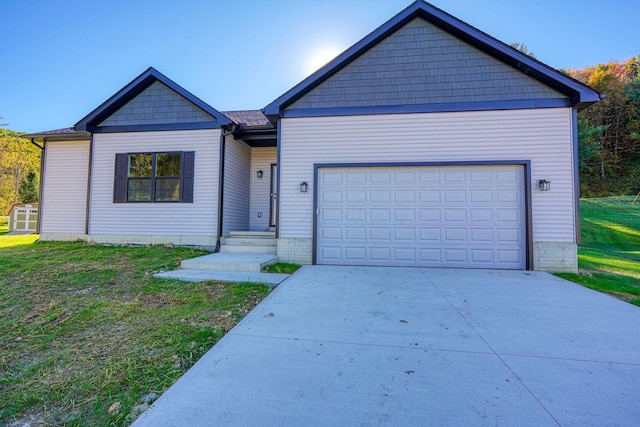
(114, 151, 195, 204)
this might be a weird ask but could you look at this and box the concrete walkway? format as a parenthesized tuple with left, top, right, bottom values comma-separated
(133, 266, 640, 426)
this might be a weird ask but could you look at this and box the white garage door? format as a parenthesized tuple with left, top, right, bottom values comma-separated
(316, 165, 526, 269)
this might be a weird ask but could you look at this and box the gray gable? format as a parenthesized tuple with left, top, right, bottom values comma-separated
(288, 18, 566, 111)
(98, 81, 215, 127)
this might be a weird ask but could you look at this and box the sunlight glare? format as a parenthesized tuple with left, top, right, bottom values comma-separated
(304, 45, 343, 75)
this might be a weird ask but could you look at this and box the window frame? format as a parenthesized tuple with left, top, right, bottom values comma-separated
(114, 151, 195, 204)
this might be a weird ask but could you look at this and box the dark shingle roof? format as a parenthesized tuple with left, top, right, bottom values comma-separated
(223, 110, 273, 129)
(25, 127, 91, 139)
(29, 127, 77, 135)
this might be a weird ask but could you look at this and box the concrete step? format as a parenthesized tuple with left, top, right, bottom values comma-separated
(220, 244, 277, 254)
(154, 269, 289, 286)
(223, 237, 277, 247)
(228, 231, 275, 238)
(181, 253, 278, 273)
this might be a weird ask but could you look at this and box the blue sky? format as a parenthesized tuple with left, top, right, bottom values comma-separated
(1, 0, 637, 133)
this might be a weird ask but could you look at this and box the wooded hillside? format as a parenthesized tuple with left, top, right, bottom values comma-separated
(0, 129, 40, 214)
(568, 56, 640, 197)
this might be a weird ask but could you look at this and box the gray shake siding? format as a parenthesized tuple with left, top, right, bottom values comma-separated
(99, 81, 214, 126)
(289, 18, 565, 110)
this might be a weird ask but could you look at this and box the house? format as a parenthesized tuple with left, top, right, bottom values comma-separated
(27, 1, 600, 273)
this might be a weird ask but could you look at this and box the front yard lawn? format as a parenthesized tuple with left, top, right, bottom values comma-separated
(0, 237, 271, 426)
(558, 196, 640, 306)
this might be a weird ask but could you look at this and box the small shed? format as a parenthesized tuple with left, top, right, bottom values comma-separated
(7, 203, 38, 233)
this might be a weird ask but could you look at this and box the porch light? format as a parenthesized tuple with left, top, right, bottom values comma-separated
(256, 170, 263, 178)
(299, 182, 308, 193)
(538, 179, 551, 191)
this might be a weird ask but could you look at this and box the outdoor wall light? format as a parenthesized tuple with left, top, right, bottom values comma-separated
(256, 170, 263, 178)
(299, 182, 308, 193)
(538, 179, 551, 191)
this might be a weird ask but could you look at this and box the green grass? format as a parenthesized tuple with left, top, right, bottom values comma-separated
(557, 196, 640, 306)
(0, 237, 271, 425)
(262, 262, 301, 274)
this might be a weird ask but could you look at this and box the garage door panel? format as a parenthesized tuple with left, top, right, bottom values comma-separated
(317, 165, 526, 269)
(394, 209, 415, 221)
(470, 209, 493, 223)
(420, 209, 441, 222)
(370, 209, 391, 221)
(371, 171, 392, 183)
(322, 208, 342, 221)
(345, 209, 365, 221)
(321, 226, 342, 240)
(394, 171, 415, 182)
(394, 248, 417, 261)
(345, 247, 366, 261)
(370, 227, 391, 240)
(471, 249, 494, 263)
(444, 191, 466, 203)
(470, 228, 494, 242)
(444, 209, 466, 222)
(395, 191, 415, 203)
(419, 248, 442, 262)
(320, 246, 342, 261)
(345, 190, 366, 203)
(370, 247, 391, 261)
(370, 190, 391, 202)
(420, 228, 441, 241)
(394, 228, 416, 240)
(345, 227, 366, 240)
(345, 171, 366, 184)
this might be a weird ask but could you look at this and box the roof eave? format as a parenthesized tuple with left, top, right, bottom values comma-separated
(26, 129, 91, 141)
(74, 67, 232, 131)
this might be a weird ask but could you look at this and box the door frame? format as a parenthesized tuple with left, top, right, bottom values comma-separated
(312, 160, 533, 269)
(269, 163, 278, 228)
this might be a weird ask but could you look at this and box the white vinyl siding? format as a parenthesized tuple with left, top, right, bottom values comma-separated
(89, 130, 219, 238)
(279, 108, 575, 243)
(250, 147, 277, 231)
(222, 136, 250, 235)
(41, 140, 90, 234)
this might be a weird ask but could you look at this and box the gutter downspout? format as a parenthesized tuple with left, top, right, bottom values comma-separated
(31, 138, 45, 234)
(215, 124, 236, 252)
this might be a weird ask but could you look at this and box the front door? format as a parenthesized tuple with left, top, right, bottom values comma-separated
(269, 163, 277, 228)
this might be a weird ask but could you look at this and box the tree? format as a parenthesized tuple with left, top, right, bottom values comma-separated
(509, 42, 535, 58)
(0, 128, 41, 213)
(18, 170, 39, 203)
(569, 56, 640, 195)
(578, 119, 606, 170)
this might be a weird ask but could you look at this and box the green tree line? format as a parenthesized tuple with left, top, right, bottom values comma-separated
(0, 128, 40, 214)
(568, 56, 640, 197)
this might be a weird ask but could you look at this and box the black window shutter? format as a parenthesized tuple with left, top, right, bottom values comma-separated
(113, 153, 128, 203)
(181, 151, 195, 203)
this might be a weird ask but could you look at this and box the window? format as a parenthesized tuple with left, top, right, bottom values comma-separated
(114, 151, 194, 203)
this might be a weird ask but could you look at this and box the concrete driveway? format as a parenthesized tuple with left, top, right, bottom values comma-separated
(133, 266, 640, 426)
